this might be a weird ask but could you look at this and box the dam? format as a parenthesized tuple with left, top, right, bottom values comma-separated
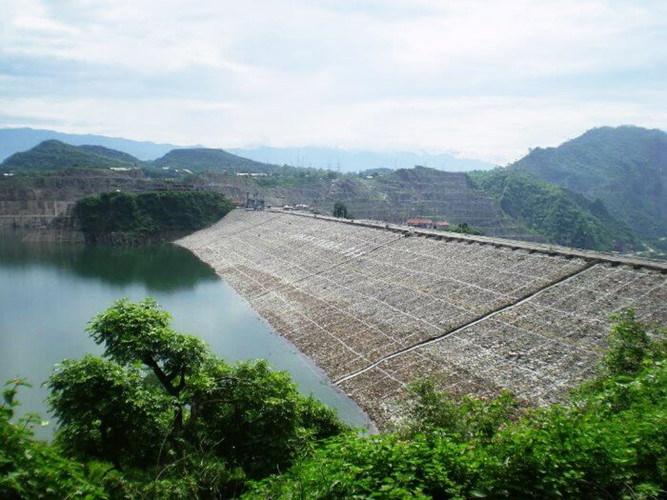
(177, 209, 667, 426)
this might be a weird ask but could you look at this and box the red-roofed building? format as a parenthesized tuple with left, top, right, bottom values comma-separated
(435, 221, 451, 228)
(407, 218, 433, 229)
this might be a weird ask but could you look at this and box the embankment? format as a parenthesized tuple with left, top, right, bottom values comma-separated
(177, 209, 666, 427)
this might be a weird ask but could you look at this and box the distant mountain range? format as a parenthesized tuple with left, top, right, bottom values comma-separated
(0, 140, 277, 175)
(227, 146, 496, 172)
(0, 128, 495, 172)
(0, 128, 189, 162)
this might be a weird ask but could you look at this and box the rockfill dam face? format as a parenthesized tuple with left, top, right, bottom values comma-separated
(177, 210, 667, 427)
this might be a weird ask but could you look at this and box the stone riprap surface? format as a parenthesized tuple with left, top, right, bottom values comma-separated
(178, 210, 666, 426)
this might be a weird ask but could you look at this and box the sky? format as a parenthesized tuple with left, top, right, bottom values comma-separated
(1, 0, 665, 164)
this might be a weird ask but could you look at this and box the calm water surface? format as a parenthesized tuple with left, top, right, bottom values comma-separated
(0, 232, 370, 437)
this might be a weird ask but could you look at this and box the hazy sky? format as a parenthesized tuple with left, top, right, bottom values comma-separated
(1, 0, 665, 163)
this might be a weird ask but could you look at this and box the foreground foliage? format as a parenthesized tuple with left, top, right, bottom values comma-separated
(247, 311, 666, 499)
(46, 298, 345, 498)
(1, 379, 106, 499)
(1, 307, 664, 498)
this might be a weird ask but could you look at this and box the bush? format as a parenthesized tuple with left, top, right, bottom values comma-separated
(246, 312, 666, 498)
(0, 379, 106, 499)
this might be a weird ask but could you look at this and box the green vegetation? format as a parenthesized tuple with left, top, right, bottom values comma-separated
(74, 190, 233, 244)
(439, 222, 484, 236)
(247, 311, 666, 498)
(333, 201, 350, 218)
(1, 303, 664, 498)
(0, 140, 142, 172)
(510, 126, 667, 250)
(1, 379, 106, 498)
(7, 298, 345, 498)
(152, 148, 278, 174)
(470, 168, 637, 251)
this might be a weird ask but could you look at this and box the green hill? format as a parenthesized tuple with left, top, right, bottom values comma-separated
(77, 144, 141, 164)
(470, 169, 637, 251)
(510, 126, 667, 250)
(152, 148, 278, 173)
(74, 190, 234, 244)
(1, 140, 142, 172)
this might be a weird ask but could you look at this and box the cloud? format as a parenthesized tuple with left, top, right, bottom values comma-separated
(1, 0, 665, 162)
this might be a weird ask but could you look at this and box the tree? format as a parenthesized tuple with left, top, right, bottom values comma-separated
(1, 379, 106, 499)
(333, 201, 349, 218)
(602, 309, 664, 376)
(47, 298, 347, 495)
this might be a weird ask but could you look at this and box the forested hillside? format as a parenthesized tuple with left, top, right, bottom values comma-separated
(74, 191, 233, 244)
(3, 127, 664, 255)
(511, 126, 666, 250)
(1, 140, 143, 172)
(470, 169, 637, 251)
(153, 148, 278, 173)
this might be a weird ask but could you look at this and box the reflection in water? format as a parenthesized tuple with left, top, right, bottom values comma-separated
(0, 233, 217, 292)
(0, 231, 371, 438)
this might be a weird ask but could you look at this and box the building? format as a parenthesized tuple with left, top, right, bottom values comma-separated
(406, 218, 433, 229)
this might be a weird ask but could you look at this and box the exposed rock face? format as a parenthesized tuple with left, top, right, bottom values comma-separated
(192, 168, 542, 241)
(0, 169, 168, 235)
(177, 210, 666, 427)
(22, 214, 84, 243)
(1, 164, 543, 247)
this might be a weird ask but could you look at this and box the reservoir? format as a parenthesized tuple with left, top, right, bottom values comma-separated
(0, 232, 371, 438)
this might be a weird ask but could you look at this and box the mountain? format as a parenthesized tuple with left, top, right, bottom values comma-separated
(0, 129, 495, 172)
(0, 128, 189, 161)
(1, 140, 142, 172)
(510, 126, 667, 249)
(152, 148, 278, 173)
(227, 146, 495, 172)
(470, 169, 637, 251)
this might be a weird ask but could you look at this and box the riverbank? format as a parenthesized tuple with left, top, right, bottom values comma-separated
(0, 231, 373, 441)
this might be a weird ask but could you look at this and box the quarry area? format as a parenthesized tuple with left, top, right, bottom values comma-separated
(177, 209, 667, 427)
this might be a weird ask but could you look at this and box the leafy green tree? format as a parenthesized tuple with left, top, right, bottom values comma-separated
(48, 356, 170, 468)
(47, 298, 347, 496)
(602, 309, 663, 376)
(1, 379, 106, 499)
